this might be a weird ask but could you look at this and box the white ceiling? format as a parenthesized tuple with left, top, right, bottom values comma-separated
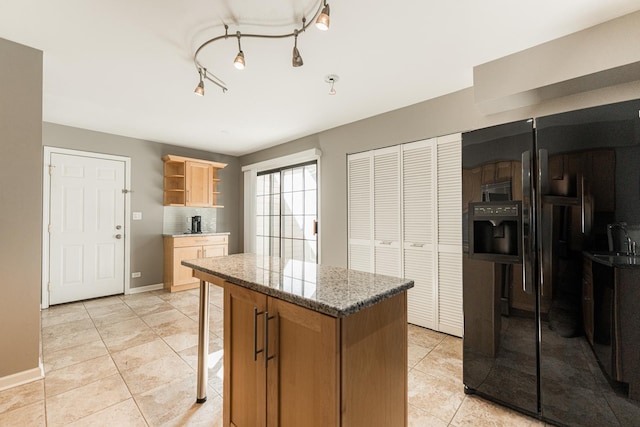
(2, 1, 640, 156)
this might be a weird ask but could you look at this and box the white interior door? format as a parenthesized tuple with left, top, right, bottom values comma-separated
(49, 152, 126, 305)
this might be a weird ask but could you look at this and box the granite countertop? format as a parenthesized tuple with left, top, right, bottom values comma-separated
(182, 253, 414, 318)
(163, 232, 230, 237)
(584, 251, 640, 268)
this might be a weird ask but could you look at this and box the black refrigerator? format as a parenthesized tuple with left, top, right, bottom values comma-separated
(462, 98, 640, 427)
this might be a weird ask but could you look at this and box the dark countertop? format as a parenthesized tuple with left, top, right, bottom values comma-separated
(182, 253, 414, 318)
(583, 251, 640, 268)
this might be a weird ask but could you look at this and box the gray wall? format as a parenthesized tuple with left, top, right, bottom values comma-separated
(43, 123, 242, 288)
(0, 38, 42, 378)
(241, 83, 640, 269)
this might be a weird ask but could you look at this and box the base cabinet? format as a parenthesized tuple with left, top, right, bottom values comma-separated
(163, 235, 228, 292)
(223, 282, 407, 427)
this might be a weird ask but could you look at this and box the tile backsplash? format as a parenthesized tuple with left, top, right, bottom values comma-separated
(163, 207, 217, 235)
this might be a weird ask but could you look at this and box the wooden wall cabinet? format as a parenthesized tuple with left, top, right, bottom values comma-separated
(224, 281, 407, 427)
(163, 235, 228, 292)
(163, 155, 226, 207)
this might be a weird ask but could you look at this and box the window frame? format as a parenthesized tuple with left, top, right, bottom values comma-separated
(242, 148, 322, 262)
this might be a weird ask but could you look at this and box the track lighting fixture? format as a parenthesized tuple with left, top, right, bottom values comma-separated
(325, 74, 339, 95)
(233, 32, 245, 70)
(192, 0, 331, 95)
(316, 1, 330, 31)
(194, 68, 205, 96)
(292, 30, 303, 67)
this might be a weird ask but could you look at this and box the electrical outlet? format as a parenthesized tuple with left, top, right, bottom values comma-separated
(132, 272, 141, 278)
(132, 212, 142, 220)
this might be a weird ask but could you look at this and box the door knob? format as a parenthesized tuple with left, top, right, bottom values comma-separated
(116, 225, 122, 230)
(115, 234, 122, 239)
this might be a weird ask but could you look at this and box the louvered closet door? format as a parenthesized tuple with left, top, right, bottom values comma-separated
(403, 140, 436, 329)
(435, 135, 463, 337)
(373, 147, 401, 277)
(347, 153, 373, 273)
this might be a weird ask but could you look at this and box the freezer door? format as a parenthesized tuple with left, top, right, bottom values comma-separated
(462, 119, 538, 416)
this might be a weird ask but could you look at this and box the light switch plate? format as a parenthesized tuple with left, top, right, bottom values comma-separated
(132, 212, 142, 220)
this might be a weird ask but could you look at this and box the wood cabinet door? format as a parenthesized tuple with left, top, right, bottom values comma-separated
(462, 166, 483, 211)
(266, 297, 339, 427)
(186, 161, 212, 207)
(481, 163, 497, 185)
(495, 161, 512, 182)
(173, 246, 200, 286)
(203, 244, 227, 258)
(224, 283, 268, 427)
(582, 258, 594, 345)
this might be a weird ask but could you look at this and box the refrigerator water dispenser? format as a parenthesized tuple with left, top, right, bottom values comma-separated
(469, 201, 522, 263)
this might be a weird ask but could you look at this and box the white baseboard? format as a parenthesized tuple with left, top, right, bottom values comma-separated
(127, 283, 164, 294)
(0, 364, 44, 392)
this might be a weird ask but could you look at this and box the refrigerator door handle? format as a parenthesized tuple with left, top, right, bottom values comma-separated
(521, 150, 533, 294)
(538, 149, 549, 196)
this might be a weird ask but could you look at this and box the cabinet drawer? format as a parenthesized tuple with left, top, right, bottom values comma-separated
(172, 235, 228, 248)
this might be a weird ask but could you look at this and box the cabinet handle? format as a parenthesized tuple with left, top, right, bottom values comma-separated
(410, 243, 424, 248)
(186, 190, 190, 202)
(253, 307, 264, 361)
(264, 311, 275, 368)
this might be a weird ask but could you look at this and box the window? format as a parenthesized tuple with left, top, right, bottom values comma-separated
(256, 162, 318, 263)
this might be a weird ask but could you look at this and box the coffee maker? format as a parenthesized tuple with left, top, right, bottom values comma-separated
(191, 216, 202, 234)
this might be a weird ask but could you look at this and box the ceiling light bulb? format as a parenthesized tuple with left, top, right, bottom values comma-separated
(316, 3, 330, 31)
(234, 51, 245, 70)
(194, 81, 205, 96)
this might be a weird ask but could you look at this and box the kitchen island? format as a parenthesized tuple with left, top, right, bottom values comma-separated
(182, 253, 414, 427)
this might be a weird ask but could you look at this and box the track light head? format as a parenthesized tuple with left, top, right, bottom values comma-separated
(194, 68, 205, 96)
(234, 51, 245, 70)
(292, 30, 303, 67)
(316, 2, 330, 31)
(292, 47, 303, 67)
(234, 32, 245, 70)
(194, 80, 205, 96)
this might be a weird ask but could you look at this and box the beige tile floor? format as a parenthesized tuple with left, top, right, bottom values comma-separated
(0, 286, 547, 426)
